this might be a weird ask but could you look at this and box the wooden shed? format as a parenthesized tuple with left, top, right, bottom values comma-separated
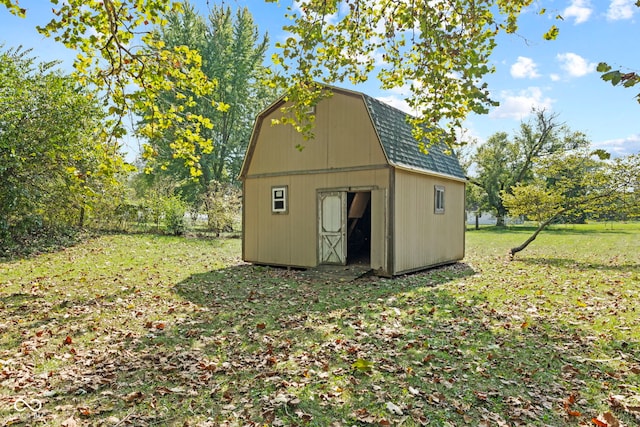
(239, 86, 466, 277)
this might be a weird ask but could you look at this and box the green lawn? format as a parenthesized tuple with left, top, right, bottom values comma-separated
(1, 225, 639, 426)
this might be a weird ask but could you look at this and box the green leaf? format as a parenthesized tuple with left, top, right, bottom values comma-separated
(591, 149, 611, 160)
(216, 102, 231, 113)
(602, 71, 622, 86)
(596, 62, 612, 73)
(0, 0, 26, 17)
(352, 358, 374, 372)
(622, 75, 638, 88)
(543, 25, 559, 40)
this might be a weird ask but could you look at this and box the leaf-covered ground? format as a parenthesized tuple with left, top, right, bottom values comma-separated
(1, 225, 639, 426)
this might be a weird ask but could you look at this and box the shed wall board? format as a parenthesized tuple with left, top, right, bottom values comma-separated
(370, 188, 388, 274)
(392, 170, 465, 274)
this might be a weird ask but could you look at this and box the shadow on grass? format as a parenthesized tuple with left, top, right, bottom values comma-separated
(0, 292, 40, 306)
(519, 256, 640, 271)
(172, 262, 477, 325)
(167, 262, 478, 357)
(467, 225, 634, 235)
(3, 261, 638, 426)
(158, 262, 637, 425)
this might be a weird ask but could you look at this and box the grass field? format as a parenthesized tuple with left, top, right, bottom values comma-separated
(1, 224, 639, 426)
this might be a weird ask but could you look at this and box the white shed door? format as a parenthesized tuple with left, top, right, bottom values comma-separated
(318, 191, 346, 265)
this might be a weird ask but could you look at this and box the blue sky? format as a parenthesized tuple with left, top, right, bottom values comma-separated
(1, 0, 639, 159)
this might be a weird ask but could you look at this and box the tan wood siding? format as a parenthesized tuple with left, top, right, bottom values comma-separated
(392, 170, 465, 274)
(243, 168, 390, 269)
(245, 92, 387, 177)
(370, 188, 388, 273)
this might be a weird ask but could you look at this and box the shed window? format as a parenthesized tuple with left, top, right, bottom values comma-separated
(272, 186, 288, 213)
(434, 185, 445, 214)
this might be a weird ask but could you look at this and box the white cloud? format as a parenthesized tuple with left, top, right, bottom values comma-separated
(593, 134, 640, 157)
(564, 0, 593, 24)
(550, 73, 561, 82)
(457, 125, 485, 147)
(510, 56, 540, 79)
(607, 0, 637, 21)
(489, 87, 554, 120)
(557, 52, 596, 77)
(371, 49, 387, 67)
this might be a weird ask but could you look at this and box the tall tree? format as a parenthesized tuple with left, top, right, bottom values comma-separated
(203, 5, 273, 183)
(470, 109, 589, 225)
(0, 47, 131, 249)
(140, 3, 273, 202)
(466, 180, 491, 230)
(503, 152, 639, 257)
(471, 131, 517, 226)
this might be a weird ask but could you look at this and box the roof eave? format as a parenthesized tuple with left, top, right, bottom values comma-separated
(391, 162, 468, 183)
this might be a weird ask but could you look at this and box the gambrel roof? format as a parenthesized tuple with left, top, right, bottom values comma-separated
(240, 85, 467, 181)
(362, 94, 466, 181)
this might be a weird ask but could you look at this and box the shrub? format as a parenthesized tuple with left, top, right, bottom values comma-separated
(163, 195, 187, 236)
(204, 181, 241, 235)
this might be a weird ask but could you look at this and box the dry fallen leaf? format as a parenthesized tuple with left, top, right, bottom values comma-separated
(122, 391, 144, 403)
(563, 392, 582, 416)
(386, 401, 403, 415)
(474, 391, 488, 401)
(155, 386, 173, 396)
(601, 411, 621, 427)
(61, 416, 78, 427)
(353, 408, 377, 423)
(592, 411, 622, 427)
(77, 406, 93, 417)
(295, 410, 313, 422)
(591, 418, 608, 427)
(567, 408, 582, 417)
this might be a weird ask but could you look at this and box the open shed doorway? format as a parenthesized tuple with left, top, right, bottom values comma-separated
(347, 191, 371, 265)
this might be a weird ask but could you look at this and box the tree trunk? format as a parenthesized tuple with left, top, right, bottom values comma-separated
(496, 215, 505, 227)
(475, 213, 479, 230)
(78, 206, 85, 228)
(509, 213, 561, 259)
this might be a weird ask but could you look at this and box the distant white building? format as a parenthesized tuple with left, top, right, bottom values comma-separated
(466, 211, 524, 226)
(466, 211, 498, 226)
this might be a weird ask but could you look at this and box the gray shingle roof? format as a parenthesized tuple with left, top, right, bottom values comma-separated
(362, 94, 466, 180)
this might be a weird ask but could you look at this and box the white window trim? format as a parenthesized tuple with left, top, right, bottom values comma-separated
(434, 185, 445, 214)
(272, 186, 288, 214)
